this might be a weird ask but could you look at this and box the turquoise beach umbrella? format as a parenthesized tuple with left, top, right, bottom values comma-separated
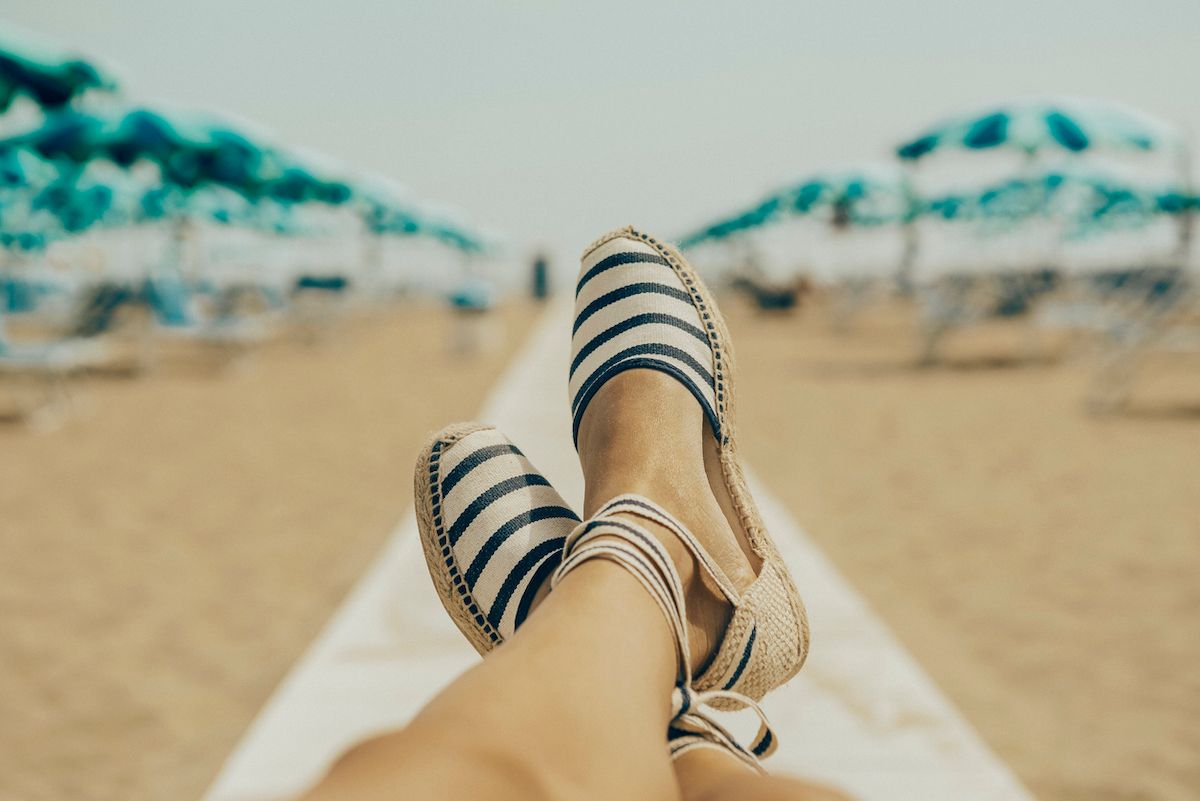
(417, 202, 489, 254)
(918, 169, 1187, 239)
(357, 178, 424, 236)
(428, 222, 486, 253)
(0, 108, 363, 257)
(0, 107, 290, 199)
(679, 168, 911, 249)
(0, 110, 108, 162)
(31, 175, 113, 233)
(268, 161, 353, 206)
(921, 174, 1067, 223)
(360, 183, 488, 251)
(897, 98, 1179, 161)
(102, 107, 278, 195)
(0, 23, 118, 111)
(0, 147, 57, 188)
(0, 159, 143, 250)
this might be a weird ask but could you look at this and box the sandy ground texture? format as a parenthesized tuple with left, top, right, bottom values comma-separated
(4, 292, 1198, 801)
(723, 294, 1200, 801)
(0, 301, 538, 801)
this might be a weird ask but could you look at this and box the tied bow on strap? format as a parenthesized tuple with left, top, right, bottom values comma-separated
(670, 684, 777, 769)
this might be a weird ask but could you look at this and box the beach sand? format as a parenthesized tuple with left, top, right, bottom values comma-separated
(725, 294, 1200, 801)
(0, 301, 538, 801)
(3, 294, 1197, 801)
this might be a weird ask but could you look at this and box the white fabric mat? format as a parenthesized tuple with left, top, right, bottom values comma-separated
(205, 300, 1035, 801)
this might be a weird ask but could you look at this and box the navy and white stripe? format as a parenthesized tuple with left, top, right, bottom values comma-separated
(430, 428, 579, 642)
(570, 232, 721, 447)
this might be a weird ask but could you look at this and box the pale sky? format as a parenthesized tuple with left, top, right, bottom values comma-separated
(6, 1, 1200, 265)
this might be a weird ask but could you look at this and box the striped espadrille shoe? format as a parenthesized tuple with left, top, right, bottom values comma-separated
(415, 423, 768, 770)
(414, 423, 580, 654)
(554, 495, 778, 772)
(570, 226, 810, 706)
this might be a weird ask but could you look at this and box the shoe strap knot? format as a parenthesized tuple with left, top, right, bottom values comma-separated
(670, 684, 777, 768)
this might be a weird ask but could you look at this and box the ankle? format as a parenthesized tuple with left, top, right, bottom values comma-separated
(610, 513, 698, 590)
(582, 464, 710, 519)
(586, 516, 717, 674)
(580, 446, 694, 504)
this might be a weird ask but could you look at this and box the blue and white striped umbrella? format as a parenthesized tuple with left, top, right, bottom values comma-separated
(897, 98, 1179, 161)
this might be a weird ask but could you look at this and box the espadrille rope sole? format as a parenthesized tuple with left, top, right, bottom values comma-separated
(572, 226, 810, 704)
(415, 422, 580, 656)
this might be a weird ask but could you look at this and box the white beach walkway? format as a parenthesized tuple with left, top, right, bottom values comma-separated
(205, 300, 1036, 801)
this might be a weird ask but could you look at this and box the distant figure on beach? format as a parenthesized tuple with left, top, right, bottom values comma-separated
(531, 251, 550, 300)
(300, 226, 852, 801)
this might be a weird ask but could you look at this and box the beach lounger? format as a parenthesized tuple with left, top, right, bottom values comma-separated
(1085, 274, 1200, 411)
(0, 325, 112, 427)
(142, 277, 278, 367)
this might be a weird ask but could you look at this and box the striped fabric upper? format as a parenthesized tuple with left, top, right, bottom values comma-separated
(570, 231, 721, 447)
(426, 427, 580, 645)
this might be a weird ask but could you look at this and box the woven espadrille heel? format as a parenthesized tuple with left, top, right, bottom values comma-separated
(571, 226, 810, 704)
(415, 423, 581, 655)
(554, 495, 778, 771)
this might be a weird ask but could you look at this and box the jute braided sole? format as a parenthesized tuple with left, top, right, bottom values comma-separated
(414, 421, 507, 657)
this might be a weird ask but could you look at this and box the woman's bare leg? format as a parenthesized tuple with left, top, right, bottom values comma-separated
(577, 370, 759, 671)
(578, 371, 856, 799)
(674, 748, 855, 801)
(301, 557, 680, 801)
(304, 367, 784, 801)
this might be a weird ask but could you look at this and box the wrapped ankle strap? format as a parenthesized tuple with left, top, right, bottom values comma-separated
(592, 494, 742, 605)
(551, 505, 778, 769)
(552, 515, 692, 680)
(670, 685, 777, 770)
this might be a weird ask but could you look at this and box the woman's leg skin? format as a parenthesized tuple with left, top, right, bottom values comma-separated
(578, 371, 757, 671)
(304, 366, 809, 800)
(301, 559, 681, 801)
(578, 371, 857, 800)
(674, 748, 855, 801)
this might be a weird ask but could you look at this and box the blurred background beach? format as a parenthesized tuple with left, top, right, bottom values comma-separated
(0, 3, 1197, 801)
